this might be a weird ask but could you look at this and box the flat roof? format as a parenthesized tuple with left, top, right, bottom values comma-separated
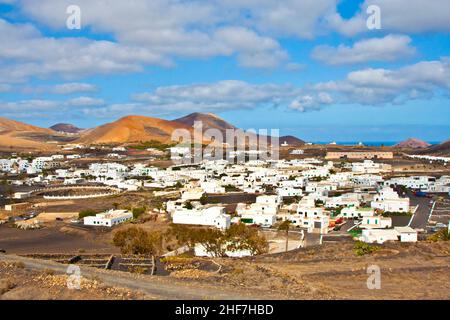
(394, 226, 417, 233)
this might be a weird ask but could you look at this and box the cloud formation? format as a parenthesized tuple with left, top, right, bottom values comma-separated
(311, 35, 415, 65)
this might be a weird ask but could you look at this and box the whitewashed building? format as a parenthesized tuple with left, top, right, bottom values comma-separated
(172, 206, 231, 230)
(83, 209, 133, 227)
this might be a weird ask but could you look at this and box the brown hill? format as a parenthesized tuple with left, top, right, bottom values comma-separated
(418, 139, 450, 156)
(0, 117, 53, 134)
(50, 123, 83, 134)
(173, 112, 237, 135)
(0, 117, 60, 151)
(280, 135, 305, 146)
(77, 115, 193, 144)
(394, 138, 431, 149)
(174, 113, 305, 147)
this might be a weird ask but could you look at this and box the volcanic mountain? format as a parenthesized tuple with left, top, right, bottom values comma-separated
(0, 117, 61, 151)
(174, 113, 305, 145)
(0, 117, 53, 134)
(173, 112, 237, 135)
(280, 135, 305, 146)
(394, 138, 431, 149)
(50, 123, 83, 134)
(77, 115, 193, 144)
(418, 139, 450, 156)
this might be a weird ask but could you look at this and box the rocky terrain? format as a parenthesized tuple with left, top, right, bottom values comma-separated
(1, 240, 448, 300)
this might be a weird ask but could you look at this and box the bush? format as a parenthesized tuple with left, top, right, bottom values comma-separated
(224, 185, 240, 192)
(200, 194, 208, 205)
(427, 228, 450, 242)
(78, 209, 97, 219)
(382, 211, 411, 217)
(354, 241, 380, 256)
(113, 226, 163, 255)
(132, 207, 146, 219)
(183, 201, 194, 210)
(167, 223, 268, 257)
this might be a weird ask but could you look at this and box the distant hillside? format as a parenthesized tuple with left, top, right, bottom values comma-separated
(394, 138, 431, 149)
(418, 139, 450, 156)
(173, 112, 237, 135)
(0, 117, 60, 151)
(174, 113, 305, 146)
(280, 135, 305, 146)
(77, 115, 192, 144)
(50, 123, 83, 134)
(0, 117, 53, 134)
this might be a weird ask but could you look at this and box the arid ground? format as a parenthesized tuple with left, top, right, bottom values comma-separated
(1, 241, 448, 300)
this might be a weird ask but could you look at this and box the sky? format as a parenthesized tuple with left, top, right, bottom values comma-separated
(0, 0, 449, 142)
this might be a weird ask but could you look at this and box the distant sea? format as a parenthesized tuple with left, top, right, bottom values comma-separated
(311, 141, 440, 147)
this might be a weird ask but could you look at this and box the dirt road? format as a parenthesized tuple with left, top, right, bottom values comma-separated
(0, 253, 259, 300)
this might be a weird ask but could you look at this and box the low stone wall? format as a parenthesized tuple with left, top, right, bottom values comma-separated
(34, 186, 122, 200)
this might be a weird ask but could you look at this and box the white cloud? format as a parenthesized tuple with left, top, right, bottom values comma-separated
(0, 96, 105, 115)
(6, 0, 295, 73)
(309, 57, 450, 106)
(0, 19, 168, 83)
(66, 96, 104, 107)
(311, 34, 415, 65)
(0, 99, 60, 112)
(133, 80, 299, 112)
(51, 83, 98, 94)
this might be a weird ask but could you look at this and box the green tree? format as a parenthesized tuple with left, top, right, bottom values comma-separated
(225, 223, 268, 255)
(199, 194, 208, 205)
(184, 201, 194, 210)
(78, 209, 97, 219)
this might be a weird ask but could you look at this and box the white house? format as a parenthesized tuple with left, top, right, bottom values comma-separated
(172, 206, 231, 230)
(395, 226, 418, 242)
(360, 229, 399, 244)
(359, 216, 392, 229)
(277, 186, 303, 198)
(360, 226, 417, 244)
(340, 207, 375, 218)
(83, 209, 133, 227)
(371, 187, 410, 213)
(325, 193, 360, 208)
(200, 180, 225, 194)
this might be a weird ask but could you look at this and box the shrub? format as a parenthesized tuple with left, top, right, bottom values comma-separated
(354, 241, 380, 256)
(224, 184, 240, 192)
(78, 209, 97, 219)
(113, 227, 163, 255)
(132, 207, 146, 219)
(427, 228, 449, 242)
(167, 223, 268, 257)
(199, 194, 208, 205)
(183, 201, 194, 210)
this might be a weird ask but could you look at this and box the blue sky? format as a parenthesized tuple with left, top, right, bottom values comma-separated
(0, 0, 449, 142)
